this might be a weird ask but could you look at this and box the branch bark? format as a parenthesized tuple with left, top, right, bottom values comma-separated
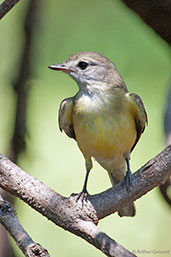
(0, 0, 20, 20)
(0, 145, 170, 256)
(0, 195, 50, 257)
(159, 84, 171, 206)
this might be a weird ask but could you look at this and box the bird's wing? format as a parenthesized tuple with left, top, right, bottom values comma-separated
(128, 93, 148, 152)
(58, 97, 76, 139)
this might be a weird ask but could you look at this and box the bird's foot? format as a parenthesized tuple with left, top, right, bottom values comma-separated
(71, 189, 89, 206)
(123, 169, 132, 192)
(76, 191, 88, 202)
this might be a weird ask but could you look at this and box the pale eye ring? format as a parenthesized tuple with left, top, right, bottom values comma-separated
(77, 61, 89, 70)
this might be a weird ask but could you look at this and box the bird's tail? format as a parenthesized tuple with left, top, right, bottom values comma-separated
(108, 172, 135, 217)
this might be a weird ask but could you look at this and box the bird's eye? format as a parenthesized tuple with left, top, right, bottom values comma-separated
(77, 61, 89, 70)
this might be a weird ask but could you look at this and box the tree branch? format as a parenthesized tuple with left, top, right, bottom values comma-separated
(92, 145, 171, 219)
(0, 145, 170, 256)
(10, 0, 39, 162)
(159, 84, 171, 207)
(1, 2, 40, 256)
(121, 0, 171, 45)
(0, 0, 20, 20)
(164, 85, 171, 146)
(0, 195, 50, 257)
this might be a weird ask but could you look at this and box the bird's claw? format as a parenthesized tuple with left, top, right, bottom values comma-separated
(76, 191, 88, 202)
(71, 190, 89, 207)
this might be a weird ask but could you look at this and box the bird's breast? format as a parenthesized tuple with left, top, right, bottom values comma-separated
(72, 92, 136, 160)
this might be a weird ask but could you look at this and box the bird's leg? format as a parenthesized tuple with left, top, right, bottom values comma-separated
(75, 168, 90, 203)
(124, 157, 132, 191)
(81, 167, 90, 194)
(76, 159, 92, 202)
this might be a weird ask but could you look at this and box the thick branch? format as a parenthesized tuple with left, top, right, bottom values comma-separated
(92, 145, 171, 219)
(0, 157, 135, 256)
(0, 195, 49, 257)
(0, 0, 20, 20)
(0, 146, 170, 256)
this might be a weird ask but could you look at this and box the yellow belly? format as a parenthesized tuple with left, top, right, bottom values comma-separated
(73, 111, 136, 161)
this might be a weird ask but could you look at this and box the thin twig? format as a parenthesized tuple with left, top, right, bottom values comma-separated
(159, 84, 171, 207)
(164, 85, 171, 143)
(0, 197, 50, 257)
(121, 0, 171, 45)
(0, 0, 20, 20)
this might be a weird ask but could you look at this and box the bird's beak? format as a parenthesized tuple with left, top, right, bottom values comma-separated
(48, 63, 75, 73)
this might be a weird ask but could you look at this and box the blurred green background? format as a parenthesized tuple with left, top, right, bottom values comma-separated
(0, 0, 171, 256)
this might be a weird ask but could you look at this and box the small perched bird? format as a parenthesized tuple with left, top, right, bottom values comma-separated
(48, 51, 147, 217)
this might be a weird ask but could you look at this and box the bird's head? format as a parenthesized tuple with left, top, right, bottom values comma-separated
(48, 51, 126, 92)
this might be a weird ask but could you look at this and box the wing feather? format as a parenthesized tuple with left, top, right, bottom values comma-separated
(58, 97, 75, 139)
(128, 93, 148, 152)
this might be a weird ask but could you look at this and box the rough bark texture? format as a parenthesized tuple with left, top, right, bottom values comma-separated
(0, 195, 50, 257)
(0, 146, 170, 256)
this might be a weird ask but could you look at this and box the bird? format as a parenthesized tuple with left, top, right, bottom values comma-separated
(48, 51, 147, 217)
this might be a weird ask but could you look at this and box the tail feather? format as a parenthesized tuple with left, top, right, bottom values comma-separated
(108, 171, 136, 217)
(118, 203, 135, 217)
